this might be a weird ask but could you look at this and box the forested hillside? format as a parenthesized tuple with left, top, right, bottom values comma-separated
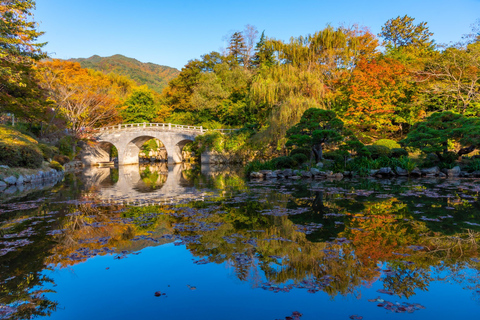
(69, 54, 179, 93)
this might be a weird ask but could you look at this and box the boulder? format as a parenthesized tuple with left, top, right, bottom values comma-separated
(378, 167, 394, 176)
(316, 162, 324, 169)
(3, 176, 17, 185)
(265, 172, 278, 179)
(250, 172, 263, 179)
(439, 172, 447, 178)
(333, 173, 344, 179)
(472, 171, 480, 178)
(446, 166, 461, 177)
(302, 171, 313, 178)
(395, 167, 408, 176)
(293, 170, 300, 176)
(310, 168, 321, 175)
(370, 169, 379, 176)
(282, 169, 293, 177)
(459, 171, 470, 178)
(259, 170, 273, 175)
(15, 175, 24, 185)
(289, 176, 301, 180)
(421, 166, 440, 175)
(0, 181, 7, 190)
(410, 168, 422, 177)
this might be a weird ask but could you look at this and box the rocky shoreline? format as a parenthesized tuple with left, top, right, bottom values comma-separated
(250, 165, 480, 180)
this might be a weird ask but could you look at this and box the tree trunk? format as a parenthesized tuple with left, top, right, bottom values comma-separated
(457, 145, 477, 157)
(312, 144, 323, 163)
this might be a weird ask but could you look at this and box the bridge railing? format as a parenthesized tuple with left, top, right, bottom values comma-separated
(94, 123, 237, 134)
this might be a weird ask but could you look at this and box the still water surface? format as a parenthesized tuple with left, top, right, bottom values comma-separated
(1, 164, 479, 319)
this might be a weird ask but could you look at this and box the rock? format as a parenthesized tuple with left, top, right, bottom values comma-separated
(0, 181, 6, 190)
(472, 171, 480, 178)
(302, 171, 313, 178)
(378, 167, 394, 176)
(395, 167, 408, 176)
(459, 171, 470, 178)
(410, 168, 422, 177)
(23, 175, 31, 183)
(316, 162, 324, 168)
(333, 173, 344, 179)
(265, 172, 278, 179)
(15, 175, 24, 185)
(4, 186, 17, 194)
(3, 176, 17, 185)
(0, 165, 9, 169)
(259, 170, 273, 175)
(310, 168, 321, 175)
(370, 169, 379, 176)
(421, 166, 440, 175)
(293, 170, 300, 176)
(289, 176, 301, 180)
(446, 166, 461, 177)
(439, 172, 447, 178)
(250, 172, 263, 179)
(282, 169, 293, 177)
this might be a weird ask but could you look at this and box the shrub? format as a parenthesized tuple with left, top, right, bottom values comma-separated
(38, 143, 59, 160)
(391, 148, 408, 158)
(53, 154, 70, 165)
(373, 139, 401, 149)
(365, 145, 391, 159)
(245, 160, 275, 175)
(323, 150, 347, 164)
(270, 156, 296, 169)
(49, 160, 64, 171)
(465, 158, 480, 172)
(0, 125, 43, 168)
(57, 135, 76, 158)
(291, 153, 308, 165)
(290, 147, 311, 158)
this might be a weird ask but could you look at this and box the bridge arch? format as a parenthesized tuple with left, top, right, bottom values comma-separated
(82, 123, 232, 166)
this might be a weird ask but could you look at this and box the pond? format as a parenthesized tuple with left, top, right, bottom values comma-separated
(0, 164, 479, 319)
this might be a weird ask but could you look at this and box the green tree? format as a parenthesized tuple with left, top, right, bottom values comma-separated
(286, 108, 346, 162)
(401, 111, 480, 160)
(227, 31, 246, 65)
(121, 86, 157, 123)
(379, 15, 434, 50)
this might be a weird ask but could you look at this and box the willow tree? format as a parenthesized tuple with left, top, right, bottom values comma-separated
(249, 25, 378, 149)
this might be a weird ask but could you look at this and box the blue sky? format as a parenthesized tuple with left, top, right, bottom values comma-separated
(34, 0, 480, 70)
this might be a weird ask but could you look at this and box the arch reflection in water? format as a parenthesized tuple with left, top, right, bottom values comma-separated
(81, 164, 202, 205)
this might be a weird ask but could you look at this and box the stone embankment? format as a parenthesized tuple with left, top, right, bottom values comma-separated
(250, 165, 480, 180)
(0, 165, 65, 193)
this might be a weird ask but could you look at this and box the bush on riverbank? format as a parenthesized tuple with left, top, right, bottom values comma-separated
(0, 125, 43, 168)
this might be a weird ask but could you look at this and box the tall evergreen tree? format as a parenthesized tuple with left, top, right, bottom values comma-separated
(227, 32, 246, 65)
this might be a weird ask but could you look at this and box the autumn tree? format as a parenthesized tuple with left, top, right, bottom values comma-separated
(38, 60, 122, 137)
(334, 57, 417, 140)
(0, 0, 47, 121)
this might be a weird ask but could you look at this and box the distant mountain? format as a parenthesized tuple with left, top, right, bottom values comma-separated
(69, 54, 179, 94)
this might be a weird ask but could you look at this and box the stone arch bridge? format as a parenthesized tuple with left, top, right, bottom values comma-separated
(81, 123, 234, 166)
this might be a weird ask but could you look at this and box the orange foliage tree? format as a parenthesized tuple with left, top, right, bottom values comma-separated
(335, 57, 417, 140)
(38, 60, 124, 136)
